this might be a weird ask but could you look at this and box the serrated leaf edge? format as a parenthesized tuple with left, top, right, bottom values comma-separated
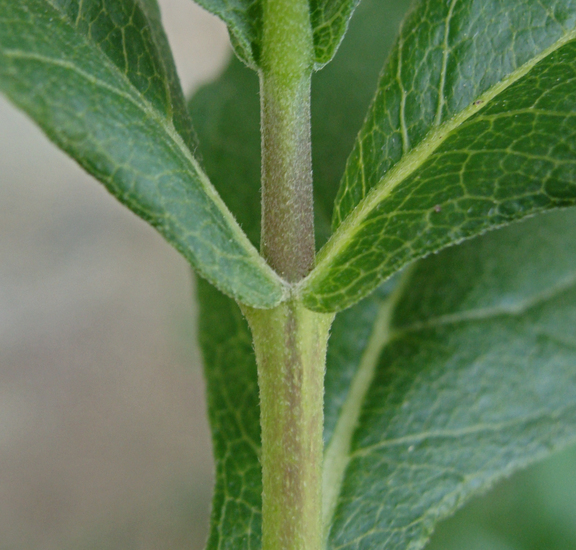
(298, 26, 576, 306)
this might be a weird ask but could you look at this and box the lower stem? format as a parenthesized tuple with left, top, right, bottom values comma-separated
(243, 302, 334, 550)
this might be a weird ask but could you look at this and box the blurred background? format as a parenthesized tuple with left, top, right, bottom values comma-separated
(0, 1, 227, 548)
(0, 1, 575, 549)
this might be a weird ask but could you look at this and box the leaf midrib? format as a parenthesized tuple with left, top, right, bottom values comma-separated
(351, 402, 576, 458)
(321, 267, 415, 545)
(300, 26, 576, 294)
(397, 268, 576, 334)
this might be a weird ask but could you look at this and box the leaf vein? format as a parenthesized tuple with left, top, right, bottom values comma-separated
(302, 26, 576, 294)
(435, 0, 459, 128)
(321, 267, 415, 545)
(352, 404, 575, 458)
(397, 268, 576, 333)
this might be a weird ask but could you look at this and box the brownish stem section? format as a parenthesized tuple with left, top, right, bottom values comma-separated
(260, 73, 315, 281)
(259, 0, 315, 282)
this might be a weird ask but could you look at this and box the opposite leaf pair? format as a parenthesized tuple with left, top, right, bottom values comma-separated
(2, 0, 576, 549)
(194, 0, 576, 548)
(3, 0, 576, 314)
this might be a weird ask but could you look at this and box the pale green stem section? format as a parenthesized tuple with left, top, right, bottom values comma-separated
(260, 0, 315, 282)
(243, 302, 334, 550)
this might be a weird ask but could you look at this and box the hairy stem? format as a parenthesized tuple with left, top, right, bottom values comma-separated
(243, 303, 334, 550)
(260, 0, 315, 282)
(254, 1, 326, 548)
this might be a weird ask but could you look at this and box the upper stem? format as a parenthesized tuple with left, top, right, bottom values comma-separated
(260, 0, 315, 282)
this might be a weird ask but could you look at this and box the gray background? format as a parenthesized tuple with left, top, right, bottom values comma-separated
(0, 2, 229, 548)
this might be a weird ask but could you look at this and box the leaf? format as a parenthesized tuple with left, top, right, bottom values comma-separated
(322, 208, 576, 550)
(197, 278, 263, 550)
(300, 0, 576, 312)
(309, 0, 361, 67)
(0, 0, 285, 308)
(192, 0, 362, 68)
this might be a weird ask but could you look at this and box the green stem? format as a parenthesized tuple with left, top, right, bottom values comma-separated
(253, 1, 326, 548)
(260, 0, 315, 282)
(243, 302, 334, 550)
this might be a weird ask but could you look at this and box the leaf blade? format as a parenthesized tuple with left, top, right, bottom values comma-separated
(323, 208, 576, 550)
(197, 278, 263, 550)
(301, 0, 576, 312)
(0, 0, 285, 307)
(309, 0, 361, 67)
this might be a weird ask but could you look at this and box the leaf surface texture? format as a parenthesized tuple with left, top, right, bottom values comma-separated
(323, 208, 576, 549)
(301, 0, 576, 311)
(0, 0, 284, 307)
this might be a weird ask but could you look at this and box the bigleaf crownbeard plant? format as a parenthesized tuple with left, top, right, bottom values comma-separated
(1, 0, 576, 548)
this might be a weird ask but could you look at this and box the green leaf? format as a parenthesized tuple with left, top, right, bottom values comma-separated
(0, 0, 285, 308)
(197, 278, 263, 550)
(300, 0, 576, 312)
(192, 0, 363, 68)
(309, 0, 361, 67)
(322, 208, 576, 550)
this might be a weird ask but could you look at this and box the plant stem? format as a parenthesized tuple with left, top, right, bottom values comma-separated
(255, 1, 326, 548)
(260, 0, 315, 282)
(243, 302, 334, 550)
